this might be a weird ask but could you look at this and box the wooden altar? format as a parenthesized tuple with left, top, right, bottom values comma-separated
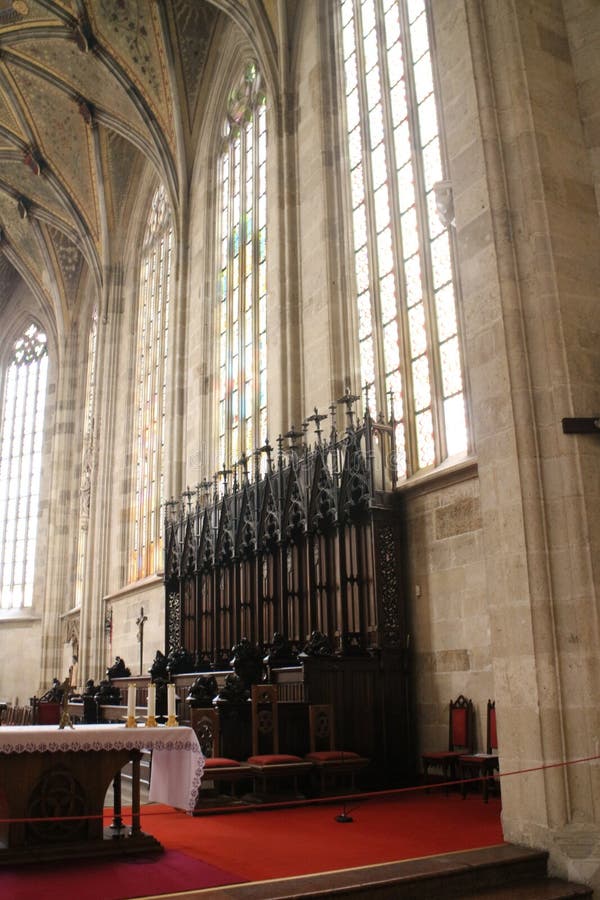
(163, 397, 414, 785)
(0, 724, 203, 864)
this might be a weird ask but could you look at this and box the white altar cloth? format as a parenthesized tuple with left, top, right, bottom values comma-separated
(0, 724, 205, 813)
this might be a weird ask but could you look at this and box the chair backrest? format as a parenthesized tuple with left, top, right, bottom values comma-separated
(449, 695, 473, 752)
(190, 707, 221, 759)
(487, 700, 498, 754)
(251, 684, 279, 756)
(309, 704, 336, 753)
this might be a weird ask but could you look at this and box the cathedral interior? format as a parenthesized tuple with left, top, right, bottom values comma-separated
(0, 0, 598, 890)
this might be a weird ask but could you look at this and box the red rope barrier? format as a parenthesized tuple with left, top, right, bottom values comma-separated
(0, 752, 598, 825)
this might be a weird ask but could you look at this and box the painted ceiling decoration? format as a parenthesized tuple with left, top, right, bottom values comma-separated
(0, 0, 281, 335)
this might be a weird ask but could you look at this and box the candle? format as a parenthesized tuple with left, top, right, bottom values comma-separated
(147, 684, 156, 719)
(127, 683, 136, 718)
(167, 683, 176, 719)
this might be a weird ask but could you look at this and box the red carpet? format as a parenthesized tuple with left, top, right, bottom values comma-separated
(0, 791, 503, 899)
(0, 849, 241, 899)
(147, 791, 504, 881)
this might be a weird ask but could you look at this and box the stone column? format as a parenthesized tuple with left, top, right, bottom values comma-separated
(436, 0, 600, 886)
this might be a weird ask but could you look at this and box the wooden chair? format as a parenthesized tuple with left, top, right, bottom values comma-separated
(459, 700, 499, 802)
(190, 707, 251, 802)
(305, 704, 369, 794)
(246, 684, 313, 797)
(421, 695, 473, 787)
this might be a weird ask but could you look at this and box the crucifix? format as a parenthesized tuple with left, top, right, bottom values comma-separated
(136, 606, 148, 676)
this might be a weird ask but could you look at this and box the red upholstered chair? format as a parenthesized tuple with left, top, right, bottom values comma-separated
(247, 684, 313, 797)
(459, 700, 499, 802)
(421, 695, 473, 787)
(305, 704, 369, 794)
(190, 707, 251, 803)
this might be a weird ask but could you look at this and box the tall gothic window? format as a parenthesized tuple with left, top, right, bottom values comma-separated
(340, 0, 467, 478)
(131, 185, 172, 580)
(74, 305, 98, 607)
(217, 61, 267, 468)
(0, 323, 48, 609)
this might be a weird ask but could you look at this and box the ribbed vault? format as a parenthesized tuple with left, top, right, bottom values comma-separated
(0, 0, 280, 333)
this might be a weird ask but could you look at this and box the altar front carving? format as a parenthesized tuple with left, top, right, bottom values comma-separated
(164, 397, 413, 783)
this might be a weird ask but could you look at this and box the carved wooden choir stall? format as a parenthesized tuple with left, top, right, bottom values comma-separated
(164, 394, 413, 787)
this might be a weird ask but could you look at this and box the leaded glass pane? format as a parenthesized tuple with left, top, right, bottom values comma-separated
(383, 320, 400, 372)
(400, 207, 419, 259)
(427, 189, 444, 239)
(404, 253, 422, 305)
(431, 231, 452, 289)
(359, 336, 376, 385)
(397, 162, 415, 212)
(379, 272, 397, 323)
(444, 394, 467, 456)
(414, 52, 433, 103)
(384, 3, 401, 48)
(416, 409, 435, 467)
(366, 66, 381, 112)
(369, 103, 385, 148)
(358, 291, 373, 340)
(360, 0, 376, 33)
(353, 204, 368, 249)
(371, 143, 387, 189)
(349, 127, 363, 168)
(345, 52, 358, 93)
(351, 163, 365, 208)
(435, 284, 457, 342)
(407, 0, 426, 21)
(386, 39, 404, 84)
(409, 11, 429, 61)
(394, 120, 411, 167)
(412, 354, 431, 410)
(376, 227, 394, 276)
(408, 303, 427, 357)
(389, 78, 407, 125)
(363, 25, 379, 70)
(418, 93, 438, 145)
(347, 88, 360, 131)
(355, 246, 370, 291)
(440, 336, 463, 396)
(374, 185, 390, 234)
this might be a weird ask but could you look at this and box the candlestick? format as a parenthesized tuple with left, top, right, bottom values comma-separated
(125, 682, 137, 727)
(166, 682, 178, 727)
(145, 683, 157, 728)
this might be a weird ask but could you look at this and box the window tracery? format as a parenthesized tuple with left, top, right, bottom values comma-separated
(0, 322, 48, 609)
(340, 0, 468, 477)
(217, 61, 268, 469)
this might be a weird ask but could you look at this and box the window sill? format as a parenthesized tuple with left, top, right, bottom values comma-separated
(397, 455, 478, 499)
(0, 610, 42, 625)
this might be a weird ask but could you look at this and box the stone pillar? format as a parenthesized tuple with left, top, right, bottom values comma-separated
(435, 0, 600, 887)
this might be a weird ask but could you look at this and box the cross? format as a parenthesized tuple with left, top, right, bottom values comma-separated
(307, 407, 328, 444)
(562, 417, 600, 434)
(136, 606, 148, 676)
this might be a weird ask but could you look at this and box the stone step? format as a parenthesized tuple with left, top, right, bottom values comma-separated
(195, 845, 592, 900)
(458, 876, 592, 899)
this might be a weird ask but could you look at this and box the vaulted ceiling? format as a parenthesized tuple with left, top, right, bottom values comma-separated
(0, 0, 279, 332)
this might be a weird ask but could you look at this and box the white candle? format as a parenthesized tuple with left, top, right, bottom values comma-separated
(167, 683, 176, 718)
(127, 683, 136, 718)
(147, 684, 156, 719)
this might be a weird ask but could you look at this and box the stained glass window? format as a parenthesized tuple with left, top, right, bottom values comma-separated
(131, 185, 172, 580)
(218, 62, 267, 469)
(0, 322, 48, 609)
(340, 0, 468, 477)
